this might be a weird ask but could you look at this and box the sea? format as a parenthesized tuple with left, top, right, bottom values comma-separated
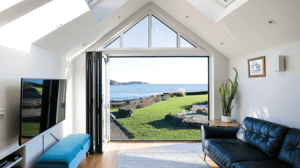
(110, 84, 208, 101)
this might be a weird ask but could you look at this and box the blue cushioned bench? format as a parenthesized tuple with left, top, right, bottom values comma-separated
(36, 134, 90, 168)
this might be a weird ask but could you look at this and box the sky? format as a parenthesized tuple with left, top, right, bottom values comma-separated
(110, 57, 208, 84)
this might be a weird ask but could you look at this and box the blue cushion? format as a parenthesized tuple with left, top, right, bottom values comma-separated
(36, 134, 90, 168)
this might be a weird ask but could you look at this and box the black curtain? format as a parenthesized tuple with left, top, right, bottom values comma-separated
(86, 51, 103, 154)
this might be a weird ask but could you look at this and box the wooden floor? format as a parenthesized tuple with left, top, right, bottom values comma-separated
(78, 142, 219, 168)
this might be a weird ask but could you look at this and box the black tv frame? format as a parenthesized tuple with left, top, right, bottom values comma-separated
(19, 78, 67, 146)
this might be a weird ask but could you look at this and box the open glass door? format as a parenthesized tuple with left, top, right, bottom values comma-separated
(100, 54, 110, 153)
(96, 52, 109, 153)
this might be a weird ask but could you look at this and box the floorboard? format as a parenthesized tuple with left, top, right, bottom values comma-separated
(78, 142, 219, 168)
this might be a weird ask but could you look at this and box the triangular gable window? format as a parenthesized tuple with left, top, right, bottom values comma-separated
(123, 16, 149, 48)
(105, 37, 120, 48)
(103, 14, 198, 49)
(152, 16, 177, 48)
(180, 36, 196, 48)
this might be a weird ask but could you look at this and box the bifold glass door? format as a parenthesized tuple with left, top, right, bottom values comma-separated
(86, 51, 110, 154)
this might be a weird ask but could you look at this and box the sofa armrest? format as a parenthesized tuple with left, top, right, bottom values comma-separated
(201, 125, 240, 152)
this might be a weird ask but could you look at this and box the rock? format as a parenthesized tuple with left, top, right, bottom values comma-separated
(118, 107, 134, 117)
(161, 95, 170, 101)
(111, 103, 127, 109)
(161, 97, 168, 101)
(175, 109, 209, 127)
(196, 109, 207, 115)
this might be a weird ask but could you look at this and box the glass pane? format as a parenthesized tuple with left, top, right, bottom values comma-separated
(109, 57, 209, 140)
(180, 36, 195, 48)
(152, 16, 177, 48)
(105, 37, 120, 48)
(123, 16, 149, 48)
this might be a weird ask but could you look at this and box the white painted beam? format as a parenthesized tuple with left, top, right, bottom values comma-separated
(102, 49, 210, 57)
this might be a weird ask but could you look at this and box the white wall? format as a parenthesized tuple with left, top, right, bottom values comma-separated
(73, 55, 86, 133)
(0, 44, 73, 167)
(229, 40, 300, 128)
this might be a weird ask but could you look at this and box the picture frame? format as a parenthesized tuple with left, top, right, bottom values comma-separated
(248, 56, 266, 78)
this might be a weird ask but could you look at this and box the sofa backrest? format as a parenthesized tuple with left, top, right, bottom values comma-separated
(278, 128, 300, 168)
(236, 117, 288, 158)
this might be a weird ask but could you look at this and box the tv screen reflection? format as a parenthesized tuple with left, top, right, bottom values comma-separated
(20, 79, 66, 144)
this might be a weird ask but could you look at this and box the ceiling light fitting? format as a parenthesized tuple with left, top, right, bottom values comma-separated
(56, 23, 62, 28)
(268, 19, 276, 25)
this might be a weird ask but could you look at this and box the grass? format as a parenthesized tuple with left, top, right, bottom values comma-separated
(33, 87, 43, 96)
(22, 123, 40, 137)
(111, 95, 208, 140)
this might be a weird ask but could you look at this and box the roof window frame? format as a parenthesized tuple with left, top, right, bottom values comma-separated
(215, 0, 235, 7)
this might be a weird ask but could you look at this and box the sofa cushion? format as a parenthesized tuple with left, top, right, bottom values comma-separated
(236, 117, 288, 157)
(36, 134, 90, 167)
(278, 128, 300, 168)
(205, 138, 271, 168)
(231, 160, 291, 168)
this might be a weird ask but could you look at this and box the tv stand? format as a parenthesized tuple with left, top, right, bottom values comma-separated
(0, 145, 24, 168)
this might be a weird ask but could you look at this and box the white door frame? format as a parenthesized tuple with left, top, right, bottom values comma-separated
(102, 51, 210, 143)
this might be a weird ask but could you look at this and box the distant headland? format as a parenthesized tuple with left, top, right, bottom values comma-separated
(110, 80, 149, 85)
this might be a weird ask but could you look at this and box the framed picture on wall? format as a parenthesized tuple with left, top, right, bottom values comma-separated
(248, 56, 266, 78)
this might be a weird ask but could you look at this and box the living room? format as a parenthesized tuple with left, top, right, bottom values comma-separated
(0, 0, 299, 168)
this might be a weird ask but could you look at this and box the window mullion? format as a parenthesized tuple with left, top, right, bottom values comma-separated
(177, 34, 180, 48)
(149, 14, 152, 48)
(120, 34, 123, 48)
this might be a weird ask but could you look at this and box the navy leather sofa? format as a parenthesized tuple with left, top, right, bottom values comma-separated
(201, 117, 300, 168)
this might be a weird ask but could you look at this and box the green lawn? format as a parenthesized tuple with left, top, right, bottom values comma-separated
(22, 123, 40, 137)
(33, 87, 43, 96)
(111, 95, 208, 140)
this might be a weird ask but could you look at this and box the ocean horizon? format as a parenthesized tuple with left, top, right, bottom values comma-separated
(110, 84, 208, 101)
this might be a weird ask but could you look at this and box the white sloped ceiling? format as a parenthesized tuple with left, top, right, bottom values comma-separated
(31, 0, 300, 58)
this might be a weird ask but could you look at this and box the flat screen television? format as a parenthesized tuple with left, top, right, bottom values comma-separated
(19, 78, 67, 145)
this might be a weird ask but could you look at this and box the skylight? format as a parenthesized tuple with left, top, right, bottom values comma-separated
(216, 0, 235, 7)
(0, 0, 23, 12)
